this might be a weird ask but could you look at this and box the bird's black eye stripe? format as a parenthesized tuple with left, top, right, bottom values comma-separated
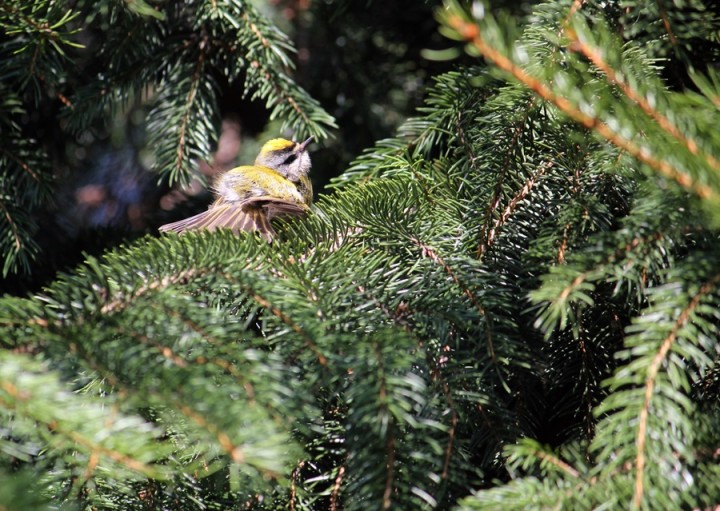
(284, 153, 297, 164)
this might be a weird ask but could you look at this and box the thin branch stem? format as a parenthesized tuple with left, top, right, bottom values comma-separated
(330, 465, 345, 511)
(535, 449, 580, 479)
(0, 198, 23, 254)
(477, 97, 536, 258)
(483, 160, 553, 254)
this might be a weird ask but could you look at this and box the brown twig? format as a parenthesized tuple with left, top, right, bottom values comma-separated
(483, 160, 553, 254)
(0, 198, 23, 255)
(656, 0, 678, 46)
(477, 97, 536, 258)
(329, 465, 345, 511)
(535, 449, 580, 479)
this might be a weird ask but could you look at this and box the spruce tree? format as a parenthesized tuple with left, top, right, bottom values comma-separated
(2, 0, 720, 510)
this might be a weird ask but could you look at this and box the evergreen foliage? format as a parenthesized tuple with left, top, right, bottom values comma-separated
(2, 0, 720, 509)
(0, 0, 336, 277)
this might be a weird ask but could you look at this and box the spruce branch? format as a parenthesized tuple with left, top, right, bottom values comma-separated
(229, 4, 336, 140)
(481, 159, 552, 257)
(477, 95, 537, 257)
(173, 50, 206, 184)
(0, 146, 41, 183)
(531, 198, 702, 336)
(0, 353, 172, 481)
(565, 23, 720, 173)
(0, 199, 23, 264)
(633, 270, 720, 509)
(0, 1, 82, 92)
(0, 195, 42, 277)
(508, 439, 582, 479)
(411, 237, 495, 361)
(0, 95, 52, 275)
(246, 289, 328, 367)
(442, 8, 717, 202)
(4, 1, 720, 507)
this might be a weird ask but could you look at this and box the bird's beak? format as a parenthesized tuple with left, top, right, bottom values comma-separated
(298, 136, 314, 151)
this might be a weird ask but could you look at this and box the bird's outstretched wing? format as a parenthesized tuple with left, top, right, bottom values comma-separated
(159, 197, 309, 240)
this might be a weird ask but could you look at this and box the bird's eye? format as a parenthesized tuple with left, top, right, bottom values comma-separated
(284, 154, 297, 164)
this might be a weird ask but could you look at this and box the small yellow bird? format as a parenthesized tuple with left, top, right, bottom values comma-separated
(159, 137, 314, 240)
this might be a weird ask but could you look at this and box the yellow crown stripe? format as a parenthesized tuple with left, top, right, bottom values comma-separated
(262, 138, 295, 152)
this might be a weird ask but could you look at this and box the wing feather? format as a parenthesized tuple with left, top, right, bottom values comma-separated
(159, 196, 309, 240)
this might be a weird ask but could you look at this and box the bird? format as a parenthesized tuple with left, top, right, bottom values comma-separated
(159, 137, 314, 240)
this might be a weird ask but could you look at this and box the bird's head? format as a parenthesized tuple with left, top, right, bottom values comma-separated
(255, 137, 313, 182)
